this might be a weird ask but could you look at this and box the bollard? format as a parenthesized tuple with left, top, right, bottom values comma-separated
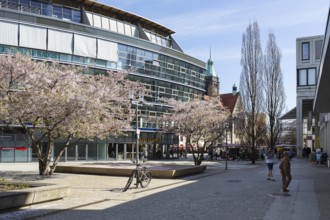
(328, 158, 330, 168)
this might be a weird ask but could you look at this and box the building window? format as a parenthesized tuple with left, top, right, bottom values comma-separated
(19, 0, 29, 6)
(298, 69, 307, 86)
(41, 2, 52, 16)
(315, 40, 323, 60)
(302, 42, 310, 60)
(30, 1, 41, 14)
(167, 63, 174, 69)
(297, 68, 316, 86)
(62, 7, 72, 21)
(72, 9, 81, 23)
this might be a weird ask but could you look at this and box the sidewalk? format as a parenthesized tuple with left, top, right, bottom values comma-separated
(0, 158, 329, 220)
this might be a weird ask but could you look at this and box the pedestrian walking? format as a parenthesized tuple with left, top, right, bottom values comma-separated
(264, 148, 275, 181)
(316, 149, 322, 164)
(279, 151, 292, 192)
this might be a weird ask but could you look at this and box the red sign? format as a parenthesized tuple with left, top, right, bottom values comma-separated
(0, 146, 27, 151)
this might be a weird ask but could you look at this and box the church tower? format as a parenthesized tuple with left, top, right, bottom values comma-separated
(205, 49, 220, 97)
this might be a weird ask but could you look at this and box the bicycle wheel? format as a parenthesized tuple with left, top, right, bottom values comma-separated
(123, 170, 136, 192)
(140, 171, 152, 188)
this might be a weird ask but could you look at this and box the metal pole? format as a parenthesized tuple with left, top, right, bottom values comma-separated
(136, 102, 139, 163)
(131, 100, 134, 160)
(225, 125, 228, 170)
(135, 102, 139, 188)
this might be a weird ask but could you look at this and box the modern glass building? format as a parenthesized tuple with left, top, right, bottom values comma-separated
(0, 0, 207, 162)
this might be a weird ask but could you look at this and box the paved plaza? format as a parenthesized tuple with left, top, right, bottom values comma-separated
(0, 157, 330, 220)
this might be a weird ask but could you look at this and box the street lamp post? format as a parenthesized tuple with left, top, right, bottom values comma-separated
(129, 89, 144, 163)
(225, 123, 229, 170)
(135, 101, 140, 163)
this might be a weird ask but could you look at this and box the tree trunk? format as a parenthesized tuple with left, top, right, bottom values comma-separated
(196, 154, 203, 165)
(50, 149, 65, 175)
(192, 151, 204, 165)
(38, 159, 51, 176)
(193, 153, 198, 165)
(38, 138, 55, 176)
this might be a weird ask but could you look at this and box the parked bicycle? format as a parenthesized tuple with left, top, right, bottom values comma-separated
(122, 160, 152, 192)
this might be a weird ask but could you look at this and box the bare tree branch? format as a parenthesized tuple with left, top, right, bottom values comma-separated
(263, 32, 286, 148)
(239, 20, 264, 164)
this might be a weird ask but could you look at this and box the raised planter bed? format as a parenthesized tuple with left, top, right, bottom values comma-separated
(55, 164, 207, 178)
(0, 182, 71, 211)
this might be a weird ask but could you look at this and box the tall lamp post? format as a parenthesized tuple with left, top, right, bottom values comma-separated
(225, 123, 229, 170)
(129, 90, 144, 163)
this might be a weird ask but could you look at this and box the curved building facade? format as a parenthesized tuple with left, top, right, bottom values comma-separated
(0, 0, 206, 162)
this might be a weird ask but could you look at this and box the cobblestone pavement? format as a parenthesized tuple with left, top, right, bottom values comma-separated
(1, 158, 330, 220)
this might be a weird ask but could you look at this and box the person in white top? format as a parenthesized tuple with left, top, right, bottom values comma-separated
(264, 148, 275, 181)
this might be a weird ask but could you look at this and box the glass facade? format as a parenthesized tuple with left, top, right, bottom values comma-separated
(118, 44, 205, 89)
(0, 0, 81, 23)
(0, 0, 206, 162)
(0, 41, 204, 128)
(0, 134, 32, 162)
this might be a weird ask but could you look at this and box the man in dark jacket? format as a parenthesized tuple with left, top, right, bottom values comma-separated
(279, 151, 292, 192)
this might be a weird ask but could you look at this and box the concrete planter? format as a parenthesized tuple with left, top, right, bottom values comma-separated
(55, 164, 207, 178)
(0, 182, 71, 211)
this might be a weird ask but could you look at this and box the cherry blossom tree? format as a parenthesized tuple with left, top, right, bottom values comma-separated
(0, 53, 139, 175)
(160, 98, 229, 165)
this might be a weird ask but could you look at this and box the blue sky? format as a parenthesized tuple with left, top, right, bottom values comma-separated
(102, 0, 329, 111)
